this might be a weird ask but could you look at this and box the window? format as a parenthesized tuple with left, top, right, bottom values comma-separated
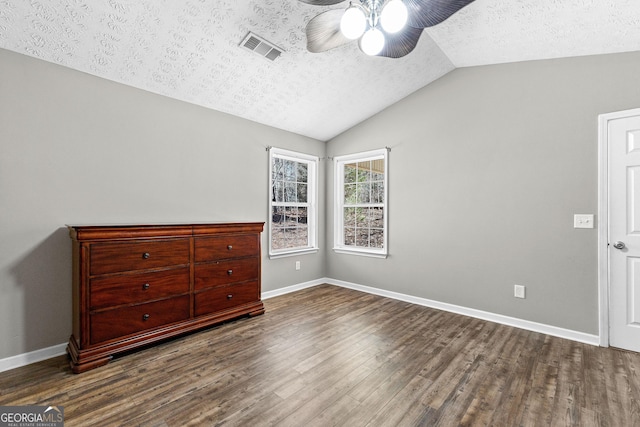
(334, 149, 388, 258)
(269, 148, 318, 258)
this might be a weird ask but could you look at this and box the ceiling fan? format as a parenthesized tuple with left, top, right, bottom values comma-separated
(300, 0, 476, 58)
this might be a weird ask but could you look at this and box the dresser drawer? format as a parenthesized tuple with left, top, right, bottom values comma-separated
(90, 295, 190, 344)
(194, 257, 259, 290)
(194, 234, 259, 262)
(194, 281, 259, 317)
(90, 267, 190, 310)
(90, 239, 189, 275)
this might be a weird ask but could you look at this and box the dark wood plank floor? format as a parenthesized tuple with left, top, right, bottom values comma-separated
(1, 284, 639, 426)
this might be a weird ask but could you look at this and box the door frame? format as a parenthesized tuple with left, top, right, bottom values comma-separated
(598, 107, 640, 347)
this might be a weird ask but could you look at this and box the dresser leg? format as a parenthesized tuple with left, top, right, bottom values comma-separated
(67, 336, 113, 374)
(248, 305, 265, 317)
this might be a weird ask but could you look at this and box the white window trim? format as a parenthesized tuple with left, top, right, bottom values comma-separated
(268, 147, 319, 258)
(333, 148, 388, 258)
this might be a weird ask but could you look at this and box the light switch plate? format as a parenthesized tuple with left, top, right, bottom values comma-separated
(574, 214, 594, 229)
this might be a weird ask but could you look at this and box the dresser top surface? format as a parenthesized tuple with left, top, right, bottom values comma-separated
(67, 221, 264, 228)
(68, 222, 265, 241)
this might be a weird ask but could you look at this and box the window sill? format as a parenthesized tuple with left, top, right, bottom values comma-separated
(269, 248, 319, 259)
(333, 248, 388, 259)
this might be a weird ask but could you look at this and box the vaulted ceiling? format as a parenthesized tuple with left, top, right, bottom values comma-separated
(1, 0, 639, 141)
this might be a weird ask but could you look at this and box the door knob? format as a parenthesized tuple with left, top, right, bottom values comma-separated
(613, 241, 626, 250)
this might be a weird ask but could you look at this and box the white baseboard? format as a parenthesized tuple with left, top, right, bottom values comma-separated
(0, 343, 67, 373)
(0, 277, 601, 373)
(262, 278, 327, 300)
(325, 278, 600, 346)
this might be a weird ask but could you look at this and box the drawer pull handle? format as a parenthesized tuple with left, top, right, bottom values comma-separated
(227, 245, 233, 250)
(142, 252, 151, 259)
(142, 314, 150, 321)
(227, 294, 233, 300)
(143, 283, 150, 290)
(227, 269, 233, 275)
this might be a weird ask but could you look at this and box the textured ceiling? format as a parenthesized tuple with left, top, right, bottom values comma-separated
(428, 0, 640, 67)
(0, 0, 639, 141)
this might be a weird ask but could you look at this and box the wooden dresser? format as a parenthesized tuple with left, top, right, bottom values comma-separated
(67, 222, 264, 373)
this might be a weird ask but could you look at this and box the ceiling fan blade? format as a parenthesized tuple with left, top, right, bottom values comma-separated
(306, 9, 351, 53)
(357, 26, 422, 59)
(375, 26, 423, 58)
(298, 0, 346, 5)
(404, 0, 476, 28)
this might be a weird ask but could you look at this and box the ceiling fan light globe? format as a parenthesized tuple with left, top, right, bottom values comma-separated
(340, 6, 366, 40)
(381, 0, 408, 34)
(361, 27, 385, 56)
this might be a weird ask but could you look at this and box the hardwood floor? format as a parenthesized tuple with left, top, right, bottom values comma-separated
(1, 284, 639, 426)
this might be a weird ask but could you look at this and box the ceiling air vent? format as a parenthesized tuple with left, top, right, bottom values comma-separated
(240, 32, 283, 62)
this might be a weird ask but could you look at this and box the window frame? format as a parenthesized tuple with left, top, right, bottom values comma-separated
(268, 147, 319, 258)
(333, 148, 388, 258)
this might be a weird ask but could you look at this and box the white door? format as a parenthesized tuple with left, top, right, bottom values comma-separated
(609, 112, 640, 352)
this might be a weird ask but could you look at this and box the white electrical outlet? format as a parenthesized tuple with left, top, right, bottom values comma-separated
(295, 261, 300, 271)
(574, 214, 594, 229)
(514, 285, 526, 299)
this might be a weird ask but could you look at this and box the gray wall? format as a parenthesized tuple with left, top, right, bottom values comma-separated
(0, 48, 326, 360)
(327, 51, 640, 334)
